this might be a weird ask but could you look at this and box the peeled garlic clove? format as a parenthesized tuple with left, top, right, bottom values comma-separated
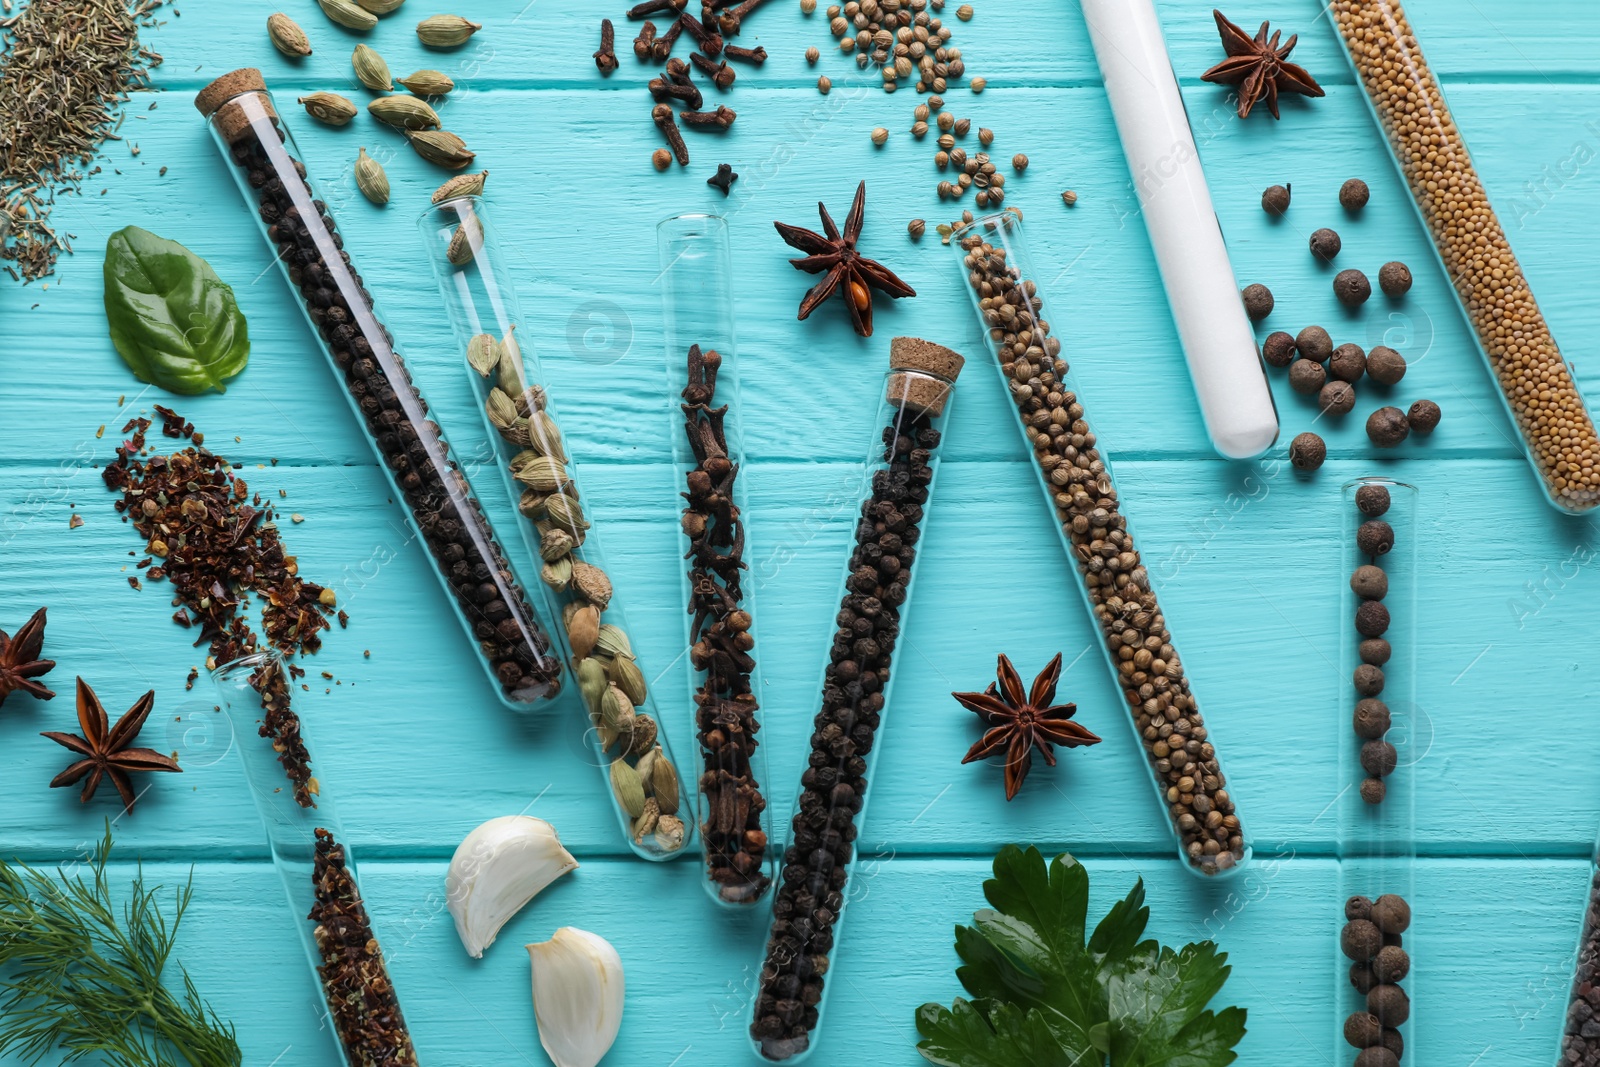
(527, 927, 624, 1067)
(446, 815, 577, 959)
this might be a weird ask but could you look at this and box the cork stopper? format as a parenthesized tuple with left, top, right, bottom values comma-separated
(195, 68, 275, 144)
(887, 336, 964, 415)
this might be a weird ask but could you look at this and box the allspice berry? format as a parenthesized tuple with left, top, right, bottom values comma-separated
(1330, 342, 1367, 383)
(1319, 380, 1356, 416)
(1350, 565, 1388, 599)
(1241, 283, 1274, 320)
(1350, 960, 1378, 994)
(1262, 330, 1296, 368)
(1289, 358, 1326, 395)
(1367, 983, 1409, 1027)
(1353, 698, 1391, 739)
(1335, 268, 1372, 306)
(1367, 406, 1410, 448)
(1346, 895, 1375, 921)
(1407, 399, 1441, 434)
(1381, 1029, 1403, 1059)
(1344, 1011, 1383, 1048)
(1361, 739, 1398, 777)
(1360, 638, 1392, 665)
(1340, 177, 1371, 210)
(652, 148, 673, 171)
(1356, 484, 1391, 516)
(1341, 919, 1383, 961)
(1372, 894, 1411, 934)
(1310, 227, 1342, 261)
(1360, 777, 1386, 805)
(1261, 183, 1291, 215)
(1373, 944, 1410, 983)
(1296, 324, 1333, 363)
(1289, 431, 1326, 470)
(1353, 663, 1385, 696)
(1378, 260, 1412, 298)
(1355, 1047, 1400, 1067)
(1357, 520, 1395, 556)
(1356, 599, 1390, 637)
(1366, 346, 1407, 386)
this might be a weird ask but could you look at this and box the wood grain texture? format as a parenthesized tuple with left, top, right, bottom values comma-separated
(2, 0, 1598, 1063)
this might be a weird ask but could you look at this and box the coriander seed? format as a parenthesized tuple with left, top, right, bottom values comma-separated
(1296, 325, 1333, 363)
(1261, 183, 1291, 215)
(1310, 227, 1342, 261)
(1289, 431, 1326, 470)
(652, 148, 672, 171)
(933, 150, 949, 167)
(1330, 342, 1367, 382)
(1340, 177, 1371, 210)
(1366, 346, 1407, 386)
(1407, 399, 1441, 434)
(1289, 358, 1326, 395)
(1334, 268, 1372, 306)
(937, 111, 954, 131)
(1061, 189, 1077, 206)
(806, 45, 820, 63)
(1012, 153, 1028, 172)
(871, 126, 889, 145)
(913, 121, 930, 138)
(1241, 283, 1274, 320)
(908, 218, 926, 240)
(1319, 380, 1356, 416)
(1367, 406, 1409, 448)
(802, 0, 817, 11)
(1378, 260, 1412, 298)
(957, 3, 973, 18)
(817, 75, 832, 93)
(978, 127, 994, 145)
(970, 76, 986, 92)
(953, 118, 971, 137)
(1262, 330, 1296, 368)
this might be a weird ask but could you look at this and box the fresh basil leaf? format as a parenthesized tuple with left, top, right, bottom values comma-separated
(103, 226, 250, 395)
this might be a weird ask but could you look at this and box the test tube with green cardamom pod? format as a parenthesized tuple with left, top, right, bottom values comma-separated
(947, 209, 1249, 876)
(1337, 477, 1418, 1061)
(419, 195, 692, 861)
(658, 213, 776, 908)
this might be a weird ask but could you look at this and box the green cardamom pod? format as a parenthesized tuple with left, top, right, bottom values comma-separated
(594, 623, 633, 659)
(511, 456, 568, 493)
(530, 412, 567, 463)
(356, 0, 406, 12)
(401, 69, 456, 96)
(369, 94, 440, 130)
(316, 0, 377, 32)
(432, 170, 487, 203)
(632, 798, 660, 843)
(446, 224, 473, 266)
(570, 560, 613, 610)
(485, 388, 518, 429)
(608, 653, 648, 706)
(598, 685, 628, 734)
(353, 148, 389, 206)
(540, 555, 572, 591)
(655, 814, 686, 852)
(539, 527, 575, 562)
(509, 450, 544, 474)
(406, 129, 475, 169)
(577, 657, 609, 716)
(466, 333, 498, 376)
(634, 745, 659, 790)
(625, 712, 658, 757)
(494, 346, 527, 399)
(545, 492, 589, 534)
(297, 91, 358, 126)
(351, 44, 393, 91)
(416, 13, 482, 47)
(267, 13, 312, 57)
(519, 489, 548, 520)
(610, 759, 647, 819)
(651, 757, 681, 815)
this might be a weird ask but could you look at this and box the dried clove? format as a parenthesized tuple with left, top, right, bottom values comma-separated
(689, 50, 736, 88)
(652, 103, 690, 165)
(681, 105, 736, 130)
(724, 43, 767, 64)
(594, 19, 619, 74)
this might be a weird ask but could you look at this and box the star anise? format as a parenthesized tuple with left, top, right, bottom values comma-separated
(0, 606, 55, 707)
(774, 180, 915, 337)
(1200, 9, 1324, 120)
(955, 653, 1101, 800)
(43, 677, 181, 812)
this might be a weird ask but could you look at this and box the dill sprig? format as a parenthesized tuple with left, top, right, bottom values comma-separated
(0, 826, 241, 1067)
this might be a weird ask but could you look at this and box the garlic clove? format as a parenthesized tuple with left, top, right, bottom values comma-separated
(446, 815, 577, 959)
(527, 927, 624, 1067)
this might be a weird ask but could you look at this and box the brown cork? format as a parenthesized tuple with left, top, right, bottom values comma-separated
(887, 336, 964, 415)
(196, 69, 276, 144)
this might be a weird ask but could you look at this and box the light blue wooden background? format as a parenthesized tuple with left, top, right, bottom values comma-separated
(1, 0, 1596, 1062)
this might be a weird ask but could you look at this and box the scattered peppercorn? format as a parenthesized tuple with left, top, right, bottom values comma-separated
(1289, 431, 1326, 470)
(1356, 484, 1390, 516)
(1289, 358, 1326, 395)
(1319, 380, 1356, 416)
(1310, 227, 1342, 261)
(1378, 260, 1412, 298)
(1241, 283, 1274, 320)
(1350, 565, 1387, 600)
(1366, 345, 1407, 386)
(1339, 177, 1370, 211)
(1357, 520, 1394, 556)
(652, 148, 673, 171)
(1330, 342, 1367, 383)
(1261, 183, 1290, 215)
(1406, 399, 1440, 434)
(908, 218, 925, 240)
(1335, 268, 1372, 306)
(1296, 324, 1332, 363)
(1262, 330, 1296, 368)
(1366, 406, 1409, 448)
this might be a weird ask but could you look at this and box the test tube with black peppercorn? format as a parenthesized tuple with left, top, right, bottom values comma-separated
(748, 338, 963, 1061)
(419, 195, 692, 860)
(197, 70, 561, 708)
(1559, 839, 1600, 1066)
(949, 210, 1247, 876)
(658, 213, 773, 904)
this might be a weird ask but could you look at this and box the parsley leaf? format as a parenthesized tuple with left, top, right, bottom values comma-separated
(916, 846, 1246, 1067)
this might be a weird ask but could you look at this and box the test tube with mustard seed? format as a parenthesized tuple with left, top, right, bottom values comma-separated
(1332, 1, 1600, 513)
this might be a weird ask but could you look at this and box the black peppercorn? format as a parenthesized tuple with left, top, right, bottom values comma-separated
(1353, 698, 1390, 739)
(1350, 565, 1387, 599)
(1360, 638, 1392, 665)
(1366, 406, 1410, 448)
(1344, 1010, 1382, 1048)
(1329, 343, 1367, 383)
(1319, 380, 1356, 416)
(1261, 183, 1291, 215)
(1334, 268, 1372, 306)
(1310, 227, 1342, 261)
(1367, 983, 1409, 1027)
(1341, 918, 1383, 960)
(1407, 399, 1441, 434)
(1295, 325, 1333, 363)
(1356, 484, 1391, 516)
(1289, 431, 1326, 471)
(1359, 776, 1386, 805)
(1289, 358, 1326, 395)
(1340, 178, 1371, 211)
(1241, 283, 1274, 320)
(1353, 663, 1385, 696)
(1373, 944, 1409, 983)
(1372, 894, 1411, 934)
(1262, 330, 1296, 368)
(1361, 739, 1398, 777)
(1366, 346, 1407, 386)
(1355, 599, 1390, 636)
(1378, 260, 1412, 298)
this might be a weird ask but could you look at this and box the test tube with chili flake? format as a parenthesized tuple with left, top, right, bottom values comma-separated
(748, 338, 963, 1063)
(195, 69, 561, 707)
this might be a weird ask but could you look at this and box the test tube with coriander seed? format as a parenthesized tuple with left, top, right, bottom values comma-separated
(947, 209, 1248, 876)
(419, 195, 693, 861)
(195, 68, 562, 709)
(748, 338, 963, 1062)
(1338, 478, 1419, 1065)
(657, 212, 776, 906)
